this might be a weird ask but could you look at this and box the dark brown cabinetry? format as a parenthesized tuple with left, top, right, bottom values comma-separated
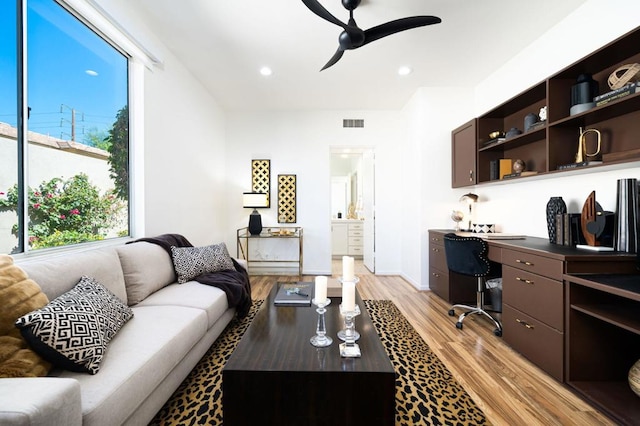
(564, 274, 640, 425)
(452, 25, 640, 187)
(451, 119, 477, 188)
(501, 248, 565, 381)
(428, 230, 476, 303)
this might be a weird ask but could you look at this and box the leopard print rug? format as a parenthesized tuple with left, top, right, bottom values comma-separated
(150, 299, 489, 425)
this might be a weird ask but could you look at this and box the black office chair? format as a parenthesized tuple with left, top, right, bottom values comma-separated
(443, 233, 502, 337)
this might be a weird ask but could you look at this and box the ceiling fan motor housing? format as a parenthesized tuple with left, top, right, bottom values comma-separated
(342, 0, 361, 11)
(339, 28, 365, 49)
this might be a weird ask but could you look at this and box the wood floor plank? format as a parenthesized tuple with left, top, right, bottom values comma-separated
(251, 261, 615, 426)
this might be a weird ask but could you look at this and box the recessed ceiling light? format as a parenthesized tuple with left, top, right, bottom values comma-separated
(260, 66, 273, 76)
(398, 66, 412, 76)
(85, 69, 98, 76)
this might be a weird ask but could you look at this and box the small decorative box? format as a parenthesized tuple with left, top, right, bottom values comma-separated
(472, 224, 496, 234)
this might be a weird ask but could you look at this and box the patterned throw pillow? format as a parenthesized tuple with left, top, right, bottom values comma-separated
(171, 242, 234, 284)
(15, 276, 134, 375)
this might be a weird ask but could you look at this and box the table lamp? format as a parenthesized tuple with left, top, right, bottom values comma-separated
(459, 193, 478, 231)
(243, 192, 268, 235)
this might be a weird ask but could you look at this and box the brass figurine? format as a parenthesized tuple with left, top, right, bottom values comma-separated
(576, 127, 601, 163)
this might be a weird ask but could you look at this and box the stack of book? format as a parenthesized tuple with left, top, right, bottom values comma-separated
(274, 282, 313, 306)
(554, 213, 586, 246)
(594, 82, 640, 107)
(482, 137, 506, 148)
(489, 159, 514, 180)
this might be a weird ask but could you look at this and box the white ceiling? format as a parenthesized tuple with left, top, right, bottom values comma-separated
(132, 0, 587, 111)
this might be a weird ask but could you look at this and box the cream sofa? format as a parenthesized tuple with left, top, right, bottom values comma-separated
(0, 240, 247, 426)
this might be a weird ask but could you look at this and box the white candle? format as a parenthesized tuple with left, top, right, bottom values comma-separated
(314, 276, 327, 303)
(342, 256, 354, 282)
(342, 281, 356, 312)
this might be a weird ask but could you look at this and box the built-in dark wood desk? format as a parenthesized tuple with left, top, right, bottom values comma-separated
(222, 283, 395, 426)
(428, 229, 636, 382)
(563, 272, 640, 426)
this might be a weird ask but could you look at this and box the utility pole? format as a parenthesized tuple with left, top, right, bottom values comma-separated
(60, 104, 84, 141)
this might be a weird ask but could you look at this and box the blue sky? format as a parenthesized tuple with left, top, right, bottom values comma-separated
(0, 0, 127, 143)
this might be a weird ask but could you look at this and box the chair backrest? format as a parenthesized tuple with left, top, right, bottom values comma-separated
(443, 233, 491, 277)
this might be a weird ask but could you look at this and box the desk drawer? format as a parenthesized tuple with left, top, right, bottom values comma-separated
(502, 265, 563, 330)
(428, 243, 447, 272)
(428, 266, 449, 301)
(503, 303, 563, 381)
(429, 231, 446, 245)
(502, 249, 563, 281)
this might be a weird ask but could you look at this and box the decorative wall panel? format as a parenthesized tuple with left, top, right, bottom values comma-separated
(278, 174, 296, 223)
(251, 159, 270, 207)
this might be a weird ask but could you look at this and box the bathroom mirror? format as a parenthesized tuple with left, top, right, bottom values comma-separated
(330, 152, 362, 219)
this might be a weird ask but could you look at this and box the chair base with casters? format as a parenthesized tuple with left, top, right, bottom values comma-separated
(443, 233, 503, 337)
(447, 276, 502, 337)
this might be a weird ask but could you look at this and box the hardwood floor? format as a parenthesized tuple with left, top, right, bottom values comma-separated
(249, 260, 614, 426)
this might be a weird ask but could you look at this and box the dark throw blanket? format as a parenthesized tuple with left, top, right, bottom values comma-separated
(130, 234, 252, 318)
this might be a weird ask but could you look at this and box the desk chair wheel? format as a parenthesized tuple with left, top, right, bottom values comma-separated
(448, 309, 455, 316)
(455, 321, 463, 329)
(494, 328, 502, 337)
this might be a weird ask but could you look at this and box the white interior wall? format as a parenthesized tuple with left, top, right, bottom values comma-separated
(402, 87, 475, 289)
(225, 110, 404, 275)
(143, 54, 228, 246)
(101, 0, 230, 247)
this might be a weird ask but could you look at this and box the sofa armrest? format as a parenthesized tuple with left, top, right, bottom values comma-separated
(0, 378, 82, 426)
(234, 258, 248, 271)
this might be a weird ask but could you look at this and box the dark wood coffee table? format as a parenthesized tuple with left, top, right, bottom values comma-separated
(222, 282, 395, 425)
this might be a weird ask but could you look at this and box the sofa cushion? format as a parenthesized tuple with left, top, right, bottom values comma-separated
(57, 304, 208, 425)
(136, 281, 229, 329)
(116, 242, 175, 305)
(17, 247, 128, 304)
(0, 255, 51, 378)
(16, 276, 134, 374)
(171, 243, 234, 284)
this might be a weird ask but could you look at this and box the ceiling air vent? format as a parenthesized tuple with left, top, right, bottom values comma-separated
(343, 119, 364, 128)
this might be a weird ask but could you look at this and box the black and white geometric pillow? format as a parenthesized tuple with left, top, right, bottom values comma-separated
(15, 276, 134, 375)
(171, 242, 234, 284)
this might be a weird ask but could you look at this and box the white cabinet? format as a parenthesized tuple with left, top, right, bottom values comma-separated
(332, 220, 364, 257)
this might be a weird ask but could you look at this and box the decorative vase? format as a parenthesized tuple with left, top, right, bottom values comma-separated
(546, 197, 567, 243)
(615, 178, 639, 252)
(630, 359, 640, 398)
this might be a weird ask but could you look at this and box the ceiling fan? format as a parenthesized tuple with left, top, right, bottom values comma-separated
(302, 0, 441, 71)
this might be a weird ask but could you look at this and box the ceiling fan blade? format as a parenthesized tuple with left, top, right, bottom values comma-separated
(301, 0, 348, 29)
(320, 47, 345, 71)
(362, 16, 441, 46)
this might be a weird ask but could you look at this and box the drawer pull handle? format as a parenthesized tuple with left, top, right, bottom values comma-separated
(515, 259, 534, 266)
(432, 272, 440, 278)
(432, 237, 439, 242)
(515, 277, 534, 285)
(516, 318, 534, 329)
(432, 248, 440, 252)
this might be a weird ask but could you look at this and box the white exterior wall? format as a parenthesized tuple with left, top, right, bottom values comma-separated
(0, 132, 112, 253)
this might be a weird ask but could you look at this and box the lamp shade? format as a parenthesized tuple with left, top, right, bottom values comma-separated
(243, 192, 268, 208)
(460, 193, 478, 204)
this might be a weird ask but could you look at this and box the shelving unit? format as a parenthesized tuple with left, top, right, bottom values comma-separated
(454, 25, 640, 187)
(564, 273, 640, 425)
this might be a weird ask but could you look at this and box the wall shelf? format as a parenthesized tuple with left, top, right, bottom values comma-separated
(453, 25, 640, 187)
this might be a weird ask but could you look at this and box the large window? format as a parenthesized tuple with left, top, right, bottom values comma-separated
(0, 0, 130, 254)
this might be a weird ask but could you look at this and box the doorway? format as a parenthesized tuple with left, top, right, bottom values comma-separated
(330, 148, 375, 273)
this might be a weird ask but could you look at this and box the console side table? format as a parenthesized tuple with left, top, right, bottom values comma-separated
(236, 227, 303, 276)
